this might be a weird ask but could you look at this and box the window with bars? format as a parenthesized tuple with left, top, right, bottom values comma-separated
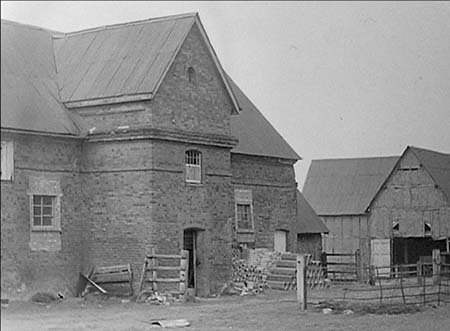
(185, 150, 201, 183)
(236, 203, 252, 230)
(32, 195, 55, 228)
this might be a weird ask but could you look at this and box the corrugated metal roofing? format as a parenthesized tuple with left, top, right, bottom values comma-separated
(53, 13, 196, 104)
(409, 146, 450, 202)
(1, 20, 82, 135)
(302, 156, 399, 215)
(296, 190, 329, 234)
(228, 75, 301, 160)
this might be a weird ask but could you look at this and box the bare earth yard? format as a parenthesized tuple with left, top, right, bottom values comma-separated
(2, 287, 450, 331)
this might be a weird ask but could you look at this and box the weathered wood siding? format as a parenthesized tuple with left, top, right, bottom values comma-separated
(369, 149, 450, 240)
(321, 215, 370, 267)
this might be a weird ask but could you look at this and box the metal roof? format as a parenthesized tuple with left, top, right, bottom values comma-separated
(302, 156, 399, 215)
(228, 75, 301, 160)
(53, 13, 195, 105)
(409, 146, 450, 202)
(1, 20, 82, 136)
(296, 190, 329, 234)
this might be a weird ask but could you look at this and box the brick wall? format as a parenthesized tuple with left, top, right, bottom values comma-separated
(1, 132, 83, 298)
(71, 24, 233, 137)
(231, 154, 298, 251)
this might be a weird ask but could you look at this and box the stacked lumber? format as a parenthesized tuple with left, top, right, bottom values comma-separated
(231, 247, 282, 294)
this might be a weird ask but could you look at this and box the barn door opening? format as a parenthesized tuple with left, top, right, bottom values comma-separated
(183, 229, 197, 290)
(274, 230, 288, 253)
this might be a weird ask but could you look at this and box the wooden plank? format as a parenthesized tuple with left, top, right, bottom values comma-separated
(95, 265, 130, 274)
(139, 260, 148, 293)
(151, 247, 157, 292)
(92, 271, 131, 284)
(80, 272, 107, 295)
(146, 266, 182, 271)
(146, 278, 181, 283)
(147, 254, 182, 259)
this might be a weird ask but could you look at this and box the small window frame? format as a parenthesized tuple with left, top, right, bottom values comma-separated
(236, 203, 254, 231)
(32, 195, 56, 228)
(185, 150, 202, 184)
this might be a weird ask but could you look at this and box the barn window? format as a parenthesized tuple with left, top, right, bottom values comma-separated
(187, 66, 197, 85)
(185, 150, 201, 183)
(1, 140, 14, 181)
(424, 222, 432, 236)
(32, 195, 55, 228)
(235, 189, 254, 231)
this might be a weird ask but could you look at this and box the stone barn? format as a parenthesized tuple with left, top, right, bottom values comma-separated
(303, 146, 450, 279)
(1, 13, 311, 297)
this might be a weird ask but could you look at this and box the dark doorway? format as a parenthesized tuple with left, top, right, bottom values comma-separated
(393, 237, 447, 265)
(183, 229, 197, 289)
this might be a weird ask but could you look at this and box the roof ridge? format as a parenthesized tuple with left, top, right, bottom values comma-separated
(1, 19, 63, 36)
(311, 155, 399, 162)
(56, 12, 197, 38)
(408, 145, 450, 156)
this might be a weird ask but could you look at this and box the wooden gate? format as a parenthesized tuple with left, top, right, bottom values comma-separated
(138, 247, 189, 296)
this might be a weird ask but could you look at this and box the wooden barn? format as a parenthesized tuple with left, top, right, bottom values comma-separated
(295, 190, 328, 260)
(303, 146, 450, 280)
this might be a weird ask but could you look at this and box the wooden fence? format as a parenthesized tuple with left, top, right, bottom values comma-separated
(138, 247, 189, 296)
(321, 252, 359, 281)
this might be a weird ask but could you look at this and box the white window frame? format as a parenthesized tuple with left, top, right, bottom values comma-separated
(32, 195, 56, 229)
(1, 140, 14, 181)
(27, 177, 62, 232)
(185, 150, 202, 183)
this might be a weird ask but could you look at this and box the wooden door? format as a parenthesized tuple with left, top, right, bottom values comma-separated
(274, 230, 287, 252)
(371, 239, 391, 276)
(183, 230, 197, 289)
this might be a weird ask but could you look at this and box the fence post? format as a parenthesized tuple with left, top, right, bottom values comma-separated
(433, 249, 441, 285)
(180, 250, 189, 295)
(297, 254, 307, 310)
(320, 252, 327, 278)
(417, 261, 423, 286)
(355, 249, 360, 282)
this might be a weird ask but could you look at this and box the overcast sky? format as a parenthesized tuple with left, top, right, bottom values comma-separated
(2, 1, 450, 188)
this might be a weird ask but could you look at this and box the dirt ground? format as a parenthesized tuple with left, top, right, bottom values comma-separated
(2, 287, 450, 331)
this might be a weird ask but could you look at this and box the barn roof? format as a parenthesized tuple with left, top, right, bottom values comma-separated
(1, 20, 83, 136)
(1, 15, 299, 160)
(302, 156, 399, 216)
(228, 75, 301, 160)
(296, 190, 328, 234)
(408, 146, 450, 201)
